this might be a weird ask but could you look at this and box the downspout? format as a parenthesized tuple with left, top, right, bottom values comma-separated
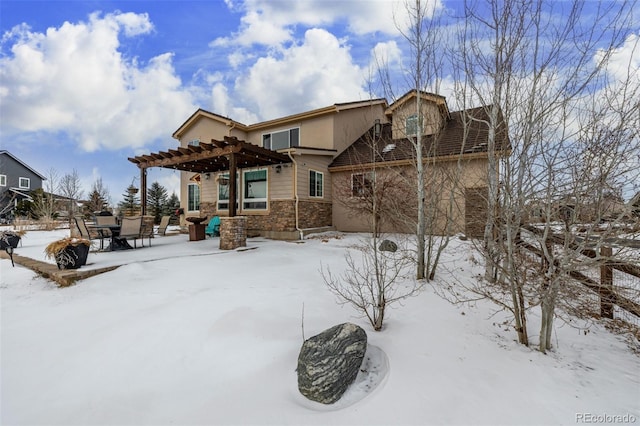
(287, 150, 303, 240)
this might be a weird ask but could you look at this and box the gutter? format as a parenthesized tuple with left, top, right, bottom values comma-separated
(287, 150, 303, 240)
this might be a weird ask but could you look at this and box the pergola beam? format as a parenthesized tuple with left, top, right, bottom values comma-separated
(129, 137, 292, 216)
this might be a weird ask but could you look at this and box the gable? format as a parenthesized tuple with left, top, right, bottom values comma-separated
(328, 106, 510, 170)
(0, 151, 46, 180)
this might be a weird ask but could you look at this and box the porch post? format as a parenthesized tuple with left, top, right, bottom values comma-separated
(140, 167, 147, 215)
(229, 153, 237, 217)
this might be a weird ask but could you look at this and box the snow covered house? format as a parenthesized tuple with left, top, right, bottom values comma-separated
(129, 90, 508, 239)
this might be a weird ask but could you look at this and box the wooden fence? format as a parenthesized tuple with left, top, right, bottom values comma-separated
(519, 225, 640, 319)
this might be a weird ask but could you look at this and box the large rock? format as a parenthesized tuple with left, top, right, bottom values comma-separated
(379, 239, 397, 252)
(297, 323, 367, 404)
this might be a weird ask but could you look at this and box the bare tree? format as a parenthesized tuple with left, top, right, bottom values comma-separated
(375, 0, 460, 280)
(456, 0, 638, 351)
(30, 168, 59, 228)
(59, 169, 84, 219)
(322, 237, 418, 331)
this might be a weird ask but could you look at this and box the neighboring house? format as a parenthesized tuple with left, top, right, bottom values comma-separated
(130, 90, 508, 239)
(0, 150, 45, 221)
(528, 192, 630, 224)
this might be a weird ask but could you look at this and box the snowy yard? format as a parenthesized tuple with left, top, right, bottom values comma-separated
(1, 229, 639, 425)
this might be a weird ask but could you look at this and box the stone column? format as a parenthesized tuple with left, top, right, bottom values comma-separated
(219, 216, 247, 250)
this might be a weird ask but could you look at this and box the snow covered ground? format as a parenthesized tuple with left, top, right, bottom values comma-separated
(1, 229, 639, 425)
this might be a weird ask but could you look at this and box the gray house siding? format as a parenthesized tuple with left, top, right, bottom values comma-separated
(0, 151, 45, 219)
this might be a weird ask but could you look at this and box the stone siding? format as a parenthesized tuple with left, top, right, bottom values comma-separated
(194, 199, 332, 239)
(298, 200, 332, 229)
(219, 216, 247, 250)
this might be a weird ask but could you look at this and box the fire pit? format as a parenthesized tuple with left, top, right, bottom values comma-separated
(185, 216, 207, 225)
(186, 217, 207, 241)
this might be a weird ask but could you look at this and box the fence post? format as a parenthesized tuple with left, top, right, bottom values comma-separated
(600, 246, 614, 319)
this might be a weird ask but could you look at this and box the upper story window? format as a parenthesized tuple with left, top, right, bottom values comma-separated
(406, 114, 423, 136)
(188, 139, 200, 147)
(0, 174, 6, 186)
(18, 177, 30, 189)
(309, 170, 323, 198)
(262, 128, 299, 151)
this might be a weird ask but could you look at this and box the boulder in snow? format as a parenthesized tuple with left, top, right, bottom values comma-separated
(296, 322, 367, 404)
(379, 239, 398, 252)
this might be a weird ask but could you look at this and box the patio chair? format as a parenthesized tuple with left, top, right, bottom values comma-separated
(140, 215, 154, 247)
(157, 215, 171, 236)
(118, 216, 143, 249)
(73, 216, 100, 249)
(205, 216, 221, 237)
(94, 215, 119, 250)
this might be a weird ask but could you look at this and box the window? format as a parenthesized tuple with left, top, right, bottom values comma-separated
(309, 170, 323, 198)
(188, 139, 200, 147)
(352, 172, 374, 197)
(188, 183, 200, 211)
(0, 175, 6, 186)
(243, 169, 267, 210)
(18, 177, 30, 189)
(262, 128, 299, 150)
(217, 173, 238, 210)
(406, 114, 423, 136)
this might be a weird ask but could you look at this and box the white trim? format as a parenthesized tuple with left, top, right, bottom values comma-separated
(242, 168, 268, 210)
(262, 127, 300, 151)
(18, 177, 30, 189)
(309, 170, 324, 198)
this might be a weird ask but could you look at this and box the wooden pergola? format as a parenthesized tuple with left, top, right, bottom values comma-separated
(128, 136, 292, 217)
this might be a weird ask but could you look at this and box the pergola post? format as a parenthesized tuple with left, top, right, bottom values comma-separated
(140, 167, 147, 215)
(228, 153, 237, 217)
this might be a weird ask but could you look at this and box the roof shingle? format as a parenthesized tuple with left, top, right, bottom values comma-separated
(329, 106, 509, 169)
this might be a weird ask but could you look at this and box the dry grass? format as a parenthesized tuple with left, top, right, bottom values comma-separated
(44, 237, 91, 259)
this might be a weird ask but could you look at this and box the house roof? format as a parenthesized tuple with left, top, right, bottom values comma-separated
(172, 99, 389, 140)
(128, 136, 292, 173)
(0, 150, 46, 180)
(386, 90, 450, 119)
(328, 106, 510, 170)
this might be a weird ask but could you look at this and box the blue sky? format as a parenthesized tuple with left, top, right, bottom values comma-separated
(1, 0, 422, 203)
(1, 0, 638, 204)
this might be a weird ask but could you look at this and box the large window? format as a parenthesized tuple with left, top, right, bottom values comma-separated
(18, 177, 30, 189)
(352, 172, 374, 197)
(406, 114, 423, 136)
(217, 173, 238, 210)
(0, 174, 6, 186)
(309, 170, 323, 198)
(262, 128, 299, 150)
(188, 183, 200, 211)
(243, 169, 267, 210)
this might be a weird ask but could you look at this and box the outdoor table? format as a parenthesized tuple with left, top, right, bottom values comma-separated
(90, 224, 128, 251)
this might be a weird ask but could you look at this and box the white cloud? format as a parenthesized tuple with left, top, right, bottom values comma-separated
(598, 33, 640, 82)
(0, 11, 196, 152)
(212, 0, 444, 48)
(234, 28, 367, 120)
(210, 82, 258, 123)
